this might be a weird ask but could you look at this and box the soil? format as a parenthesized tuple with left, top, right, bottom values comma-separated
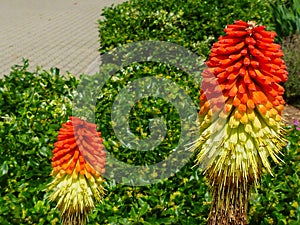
(282, 104, 300, 126)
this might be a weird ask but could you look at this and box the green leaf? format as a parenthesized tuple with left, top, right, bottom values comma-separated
(0, 161, 8, 176)
(138, 198, 150, 215)
(39, 146, 49, 157)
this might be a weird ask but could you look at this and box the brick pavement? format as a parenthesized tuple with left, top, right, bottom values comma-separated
(0, 0, 126, 78)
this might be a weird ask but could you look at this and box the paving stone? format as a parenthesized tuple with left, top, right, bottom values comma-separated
(0, 0, 126, 78)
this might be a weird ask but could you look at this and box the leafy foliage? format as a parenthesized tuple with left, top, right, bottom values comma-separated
(249, 124, 300, 225)
(267, 0, 300, 107)
(0, 60, 211, 224)
(281, 33, 300, 108)
(93, 61, 200, 166)
(269, 0, 300, 41)
(91, 164, 211, 225)
(99, 0, 273, 59)
(0, 60, 78, 224)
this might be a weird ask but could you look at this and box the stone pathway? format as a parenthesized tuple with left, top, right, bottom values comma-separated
(0, 0, 126, 78)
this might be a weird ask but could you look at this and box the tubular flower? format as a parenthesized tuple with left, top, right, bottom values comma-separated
(48, 116, 106, 225)
(193, 20, 288, 224)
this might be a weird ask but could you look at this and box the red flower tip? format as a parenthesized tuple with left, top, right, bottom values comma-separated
(200, 20, 288, 125)
(52, 116, 106, 177)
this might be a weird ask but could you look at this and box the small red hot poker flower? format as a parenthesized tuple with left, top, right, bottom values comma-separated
(48, 116, 106, 225)
(193, 20, 288, 224)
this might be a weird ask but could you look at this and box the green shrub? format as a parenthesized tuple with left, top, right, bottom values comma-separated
(76, 57, 211, 223)
(281, 33, 300, 107)
(99, 0, 273, 59)
(269, 0, 300, 41)
(0, 60, 211, 224)
(0, 60, 78, 224)
(91, 163, 211, 225)
(249, 124, 300, 225)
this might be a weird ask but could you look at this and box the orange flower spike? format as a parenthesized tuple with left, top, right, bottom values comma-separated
(193, 20, 288, 224)
(48, 116, 106, 225)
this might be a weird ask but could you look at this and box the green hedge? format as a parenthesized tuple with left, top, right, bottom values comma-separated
(281, 33, 300, 108)
(99, 0, 273, 58)
(269, 0, 300, 41)
(249, 126, 300, 225)
(0, 61, 78, 224)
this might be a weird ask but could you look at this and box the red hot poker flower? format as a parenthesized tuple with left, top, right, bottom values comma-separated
(193, 20, 288, 224)
(48, 116, 106, 225)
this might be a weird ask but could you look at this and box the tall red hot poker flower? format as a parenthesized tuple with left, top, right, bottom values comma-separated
(48, 116, 106, 225)
(193, 20, 288, 224)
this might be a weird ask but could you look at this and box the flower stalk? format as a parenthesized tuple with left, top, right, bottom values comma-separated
(193, 20, 288, 224)
(48, 116, 106, 225)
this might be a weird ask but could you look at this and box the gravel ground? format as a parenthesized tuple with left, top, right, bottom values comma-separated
(283, 104, 300, 126)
